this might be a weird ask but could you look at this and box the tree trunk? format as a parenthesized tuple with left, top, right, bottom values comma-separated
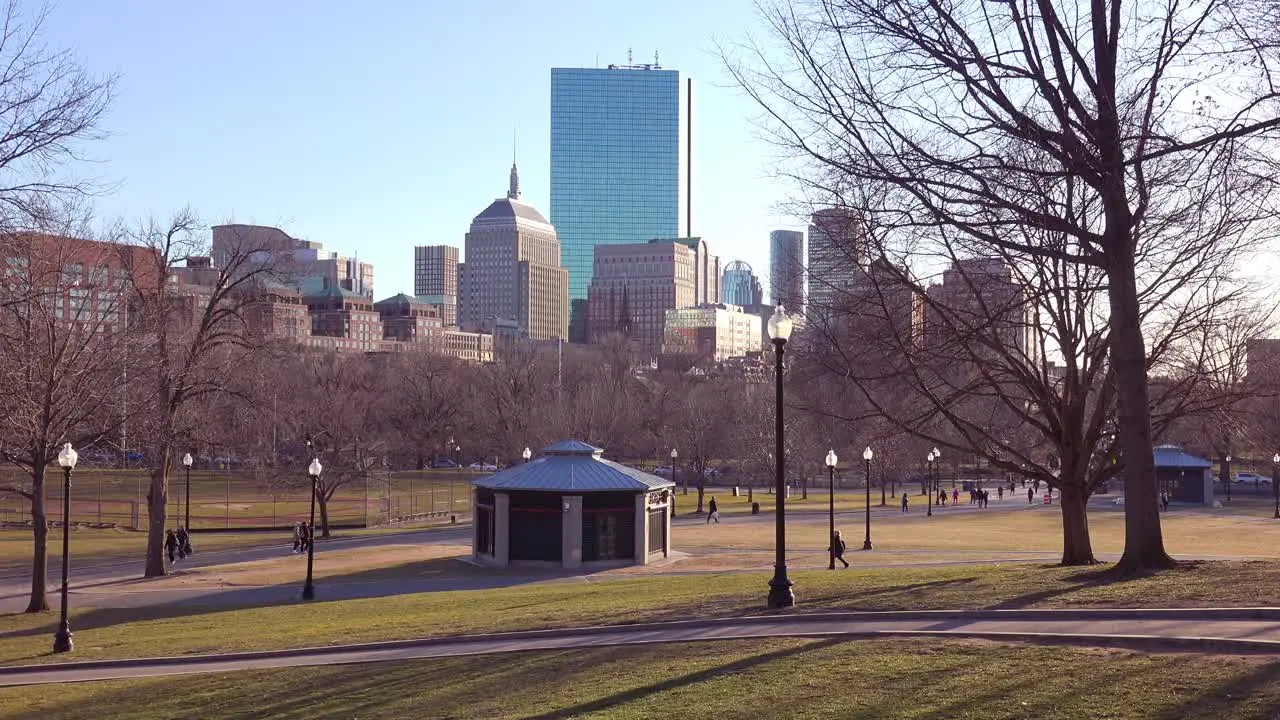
(695, 476, 705, 514)
(318, 492, 331, 538)
(25, 462, 49, 613)
(1058, 485, 1096, 565)
(1107, 257, 1174, 573)
(143, 463, 169, 577)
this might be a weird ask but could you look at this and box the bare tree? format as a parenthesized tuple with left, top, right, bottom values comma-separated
(0, 230, 140, 611)
(731, 0, 1280, 571)
(125, 214, 280, 576)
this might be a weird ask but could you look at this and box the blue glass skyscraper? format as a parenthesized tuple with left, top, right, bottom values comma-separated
(550, 65, 680, 305)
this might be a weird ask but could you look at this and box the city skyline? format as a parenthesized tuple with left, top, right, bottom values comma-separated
(44, 1, 804, 304)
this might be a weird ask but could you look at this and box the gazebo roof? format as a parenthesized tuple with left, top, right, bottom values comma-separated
(473, 440, 675, 493)
(1153, 445, 1212, 469)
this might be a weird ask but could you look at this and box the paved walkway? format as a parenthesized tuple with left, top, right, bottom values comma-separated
(3, 609, 1280, 686)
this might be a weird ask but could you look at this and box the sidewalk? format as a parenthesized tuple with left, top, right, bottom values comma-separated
(4, 608, 1280, 686)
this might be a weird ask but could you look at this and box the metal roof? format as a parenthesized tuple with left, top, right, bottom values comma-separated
(473, 440, 675, 492)
(1153, 445, 1212, 469)
(472, 198, 551, 226)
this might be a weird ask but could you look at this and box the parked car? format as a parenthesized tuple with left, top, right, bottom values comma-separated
(1233, 472, 1270, 486)
(467, 462, 498, 471)
(431, 458, 458, 469)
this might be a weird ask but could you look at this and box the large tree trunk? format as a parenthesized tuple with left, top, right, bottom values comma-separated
(1107, 257, 1174, 573)
(143, 463, 169, 577)
(25, 462, 49, 613)
(318, 492, 331, 538)
(1058, 484, 1096, 566)
(695, 477, 705, 514)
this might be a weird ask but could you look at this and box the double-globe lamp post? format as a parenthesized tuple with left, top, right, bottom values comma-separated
(862, 447, 874, 550)
(926, 451, 935, 516)
(52, 442, 78, 653)
(181, 452, 193, 530)
(767, 306, 795, 609)
(933, 446, 942, 497)
(301, 457, 322, 601)
(826, 450, 837, 569)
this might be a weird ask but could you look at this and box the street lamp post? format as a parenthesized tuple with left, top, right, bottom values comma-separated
(673, 448, 683, 495)
(862, 447, 873, 550)
(1225, 454, 1232, 502)
(825, 450, 837, 569)
(932, 447, 942, 494)
(52, 442, 77, 653)
(766, 306, 795, 609)
(926, 451, 935, 517)
(181, 452, 193, 530)
(522, 447, 531, 463)
(1272, 453, 1279, 519)
(302, 457, 322, 601)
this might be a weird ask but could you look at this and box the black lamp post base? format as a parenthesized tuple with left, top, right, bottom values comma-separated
(766, 571, 795, 609)
(52, 626, 73, 653)
(862, 539, 873, 551)
(301, 583, 316, 601)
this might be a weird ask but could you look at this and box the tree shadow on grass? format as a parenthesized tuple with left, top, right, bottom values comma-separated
(1155, 659, 1280, 719)
(524, 638, 849, 720)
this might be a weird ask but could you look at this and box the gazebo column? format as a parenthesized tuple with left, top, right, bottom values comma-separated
(495, 492, 510, 567)
(634, 493, 649, 565)
(562, 495, 583, 569)
(471, 487, 480, 563)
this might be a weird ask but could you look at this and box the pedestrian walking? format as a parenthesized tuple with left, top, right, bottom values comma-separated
(1028, 487, 1034, 504)
(830, 530, 850, 568)
(938, 489, 946, 506)
(291, 522, 302, 554)
(901, 492, 909, 513)
(299, 522, 311, 553)
(1161, 493, 1170, 511)
(176, 526, 191, 559)
(164, 529, 178, 565)
(952, 488, 959, 505)
(997, 486, 1004, 502)
(707, 497, 720, 524)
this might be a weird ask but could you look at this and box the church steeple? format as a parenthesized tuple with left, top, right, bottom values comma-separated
(507, 162, 520, 200)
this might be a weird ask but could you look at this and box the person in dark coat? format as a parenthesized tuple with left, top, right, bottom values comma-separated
(901, 493, 909, 513)
(707, 497, 720, 523)
(299, 522, 311, 553)
(1028, 487, 1034, 504)
(164, 530, 178, 565)
(830, 530, 850, 568)
(176, 526, 191, 558)
(291, 522, 303, 554)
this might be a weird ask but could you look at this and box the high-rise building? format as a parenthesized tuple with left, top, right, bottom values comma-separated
(413, 245, 459, 327)
(722, 260, 763, 307)
(458, 164, 569, 342)
(926, 258, 1035, 364)
(769, 230, 804, 312)
(550, 62, 680, 303)
(807, 208, 867, 314)
(587, 240, 698, 357)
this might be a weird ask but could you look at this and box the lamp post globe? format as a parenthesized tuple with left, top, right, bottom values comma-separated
(53, 442, 78, 653)
(825, 450, 837, 570)
(302, 457, 322, 601)
(766, 305, 795, 609)
(861, 447, 874, 550)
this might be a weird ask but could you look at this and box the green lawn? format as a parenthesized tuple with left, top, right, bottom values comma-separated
(3, 638, 1277, 719)
(1, 560, 1278, 667)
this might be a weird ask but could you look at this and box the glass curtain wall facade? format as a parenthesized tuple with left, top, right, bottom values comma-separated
(722, 260, 763, 307)
(551, 67, 680, 303)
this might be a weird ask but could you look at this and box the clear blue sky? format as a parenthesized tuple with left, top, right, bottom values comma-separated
(51, 0, 799, 298)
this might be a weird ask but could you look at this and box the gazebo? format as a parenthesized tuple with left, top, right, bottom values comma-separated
(470, 440, 675, 569)
(1154, 445, 1214, 505)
